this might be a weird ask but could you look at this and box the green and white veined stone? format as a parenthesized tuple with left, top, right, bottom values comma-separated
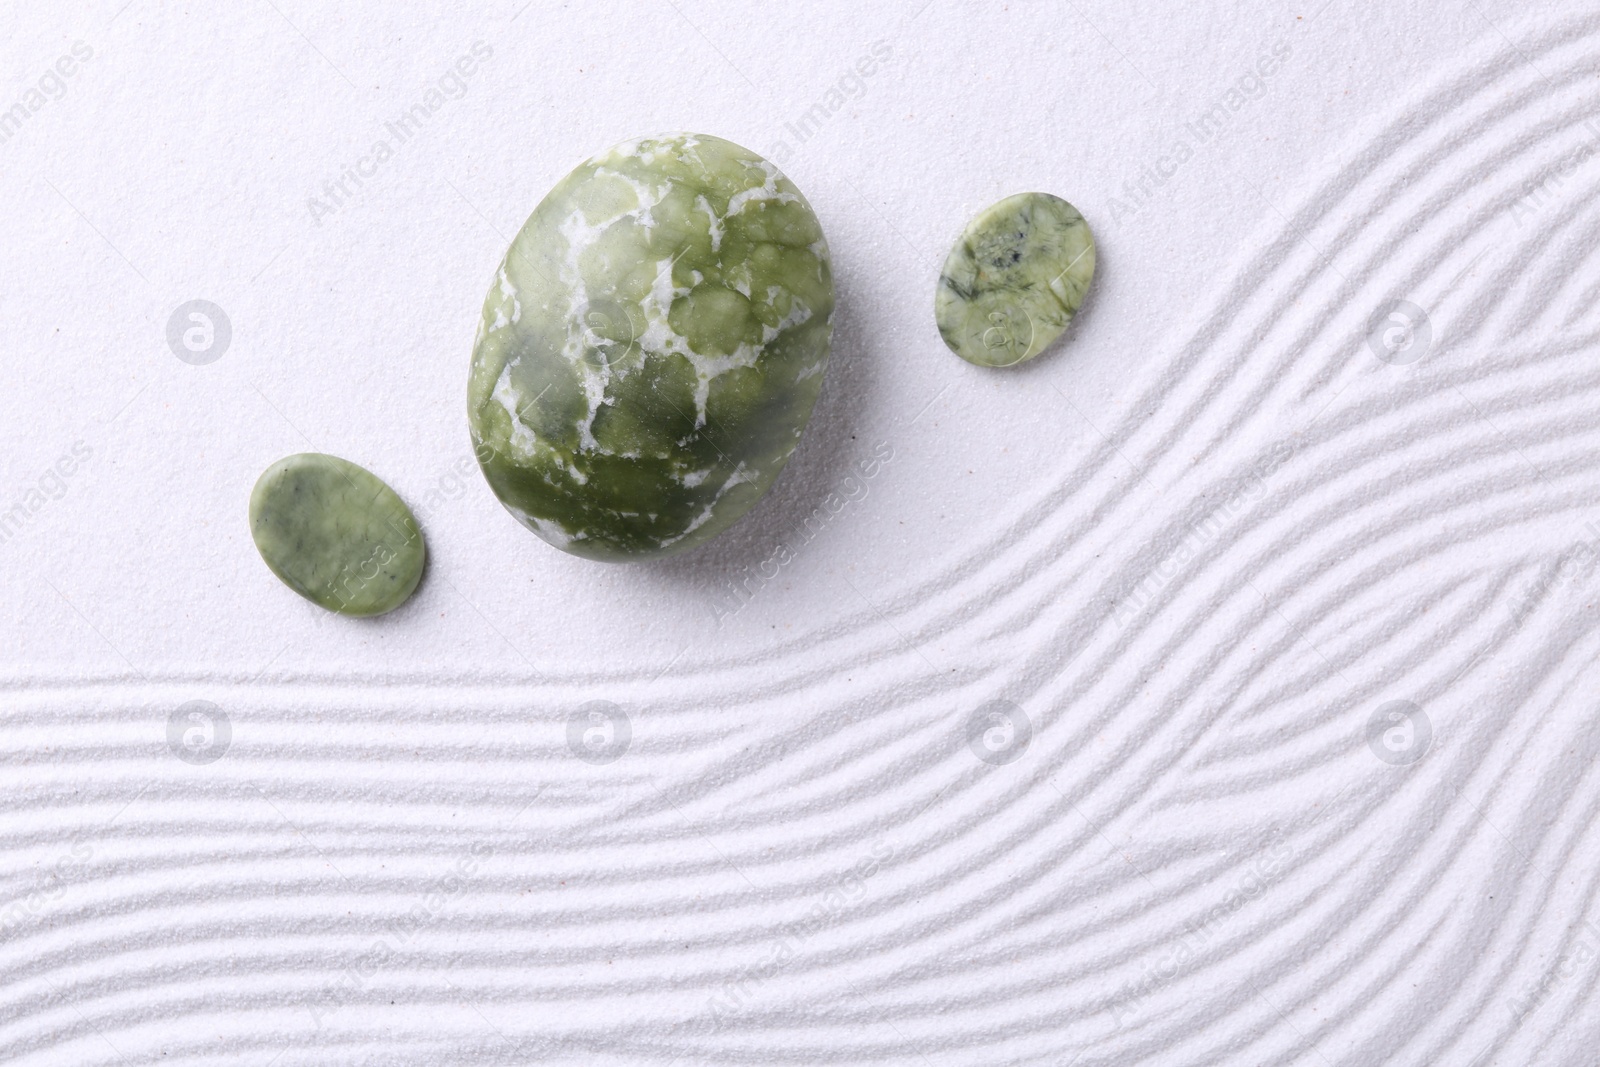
(248, 453, 426, 617)
(935, 192, 1096, 367)
(468, 133, 835, 562)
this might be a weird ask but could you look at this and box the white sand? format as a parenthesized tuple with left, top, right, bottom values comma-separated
(1, 2, 1596, 1064)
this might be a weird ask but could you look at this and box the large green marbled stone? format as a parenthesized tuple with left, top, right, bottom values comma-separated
(468, 133, 834, 562)
(935, 192, 1096, 367)
(249, 454, 425, 617)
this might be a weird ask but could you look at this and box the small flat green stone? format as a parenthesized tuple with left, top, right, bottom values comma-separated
(468, 132, 834, 562)
(249, 454, 425, 617)
(935, 192, 1096, 367)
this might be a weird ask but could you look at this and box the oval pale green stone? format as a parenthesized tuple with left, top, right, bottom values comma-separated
(935, 192, 1096, 367)
(468, 133, 835, 562)
(248, 454, 426, 617)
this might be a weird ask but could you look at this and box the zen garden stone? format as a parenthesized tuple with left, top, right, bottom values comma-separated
(468, 132, 835, 562)
(935, 192, 1096, 367)
(249, 454, 426, 617)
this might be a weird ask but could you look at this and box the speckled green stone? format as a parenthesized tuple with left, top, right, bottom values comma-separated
(468, 133, 834, 562)
(935, 192, 1096, 367)
(249, 454, 425, 617)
